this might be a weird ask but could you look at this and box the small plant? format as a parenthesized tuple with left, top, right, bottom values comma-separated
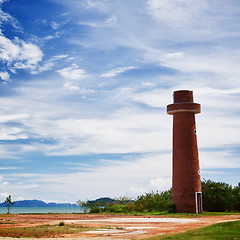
(58, 222, 65, 226)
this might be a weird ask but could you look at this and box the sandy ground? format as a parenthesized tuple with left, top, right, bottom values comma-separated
(0, 214, 239, 239)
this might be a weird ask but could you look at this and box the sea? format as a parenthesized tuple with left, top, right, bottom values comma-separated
(0, 207, 85, 214)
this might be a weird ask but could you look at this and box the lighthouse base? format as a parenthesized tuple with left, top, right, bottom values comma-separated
(173, 192, 203, 213)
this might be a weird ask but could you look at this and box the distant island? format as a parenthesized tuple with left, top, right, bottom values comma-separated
(0, 199, 79, 208)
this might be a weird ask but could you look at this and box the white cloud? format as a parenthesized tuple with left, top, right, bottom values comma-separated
(42, 110, 171, 156)
(0, 5, 43, 77)
(104, 16, 117, 24)
(41, 35, 54, 41)
(200, 150, 240, 170)
(0, 113, 29, 123)
(15, 196, 25, 201)
(57, 64, 89, 91)
(78, 21, 97, 27)
(0, 36, 43, 73)
(165, 51, 184, 59)
(87, 0, 104, 8)
(63, 83, 95, 93)
(162, 50, 240, 80)
(34, 60, 55, 73)
(13, 40, 43, 71)
(63, 82, 80, 91)
(50, 19, 70, 30)
(78, 15, 116, 28)
(101, 66, 138, 78)
(58, 64, 88, 80)
(54, 54, 69, 60)
(0, 1, 19, 31)
(31, 54, 74, 74)
(0, 127, 28, 140)
(147, 0, 207, 27)
(0, 175, 10, 194)
(0, 167, 19, 170)
(130, 89, 172, 108)
(0, 36, 20, 61)
(0, 192, 9, 200)
(51, 21, 59, 30)
(0, 71, 9, 81)
(150, 177, 171, 191)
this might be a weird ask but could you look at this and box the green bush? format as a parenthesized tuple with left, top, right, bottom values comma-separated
(89, 207, 102, 213)
(135, 190, 172, 212)
(104, 204, 126, 213)
(202, 179, 240, 212)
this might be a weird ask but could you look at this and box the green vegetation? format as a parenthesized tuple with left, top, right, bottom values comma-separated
(78, 191, 173, 214)
(89, 206, 102, 213)
(135, 190, 173, 212)
(5, 195, 13, 214)
(202, 179, 240, 212)
(77, 179, 240, 214)
(146, 220, 240, 240)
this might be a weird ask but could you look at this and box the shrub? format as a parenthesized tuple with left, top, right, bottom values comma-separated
(89, 207, 102, 213)
(202, 179, 240, 212)
(104, 203, 126, 213)
(135, 190, 172, 212)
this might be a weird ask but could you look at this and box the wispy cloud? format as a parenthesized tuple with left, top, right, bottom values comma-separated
(104, 15, 117, 24)
(0, 71, 9, 81)
(0, 167, 19, 170)
(0, 36, 43, 75)
(0, 127, 28, 140)
(0, 0, 20, 31)
(101, 66, 138, 78)
(58, 64, 88, 80)
(147, 0, 208, 27)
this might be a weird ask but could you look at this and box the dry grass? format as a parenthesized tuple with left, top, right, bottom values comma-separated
(0, 224, 93, 238)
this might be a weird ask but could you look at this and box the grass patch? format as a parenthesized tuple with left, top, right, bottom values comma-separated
(0, 224, 94, 238)
(146, 220, 240, 240)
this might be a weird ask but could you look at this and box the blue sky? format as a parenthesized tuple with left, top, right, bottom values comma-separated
(0, 0, 240, 203)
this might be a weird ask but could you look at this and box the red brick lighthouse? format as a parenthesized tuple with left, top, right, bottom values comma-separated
(167, 90, 202, 213)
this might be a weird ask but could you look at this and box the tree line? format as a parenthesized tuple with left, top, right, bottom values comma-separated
(78, 179, 240, 213)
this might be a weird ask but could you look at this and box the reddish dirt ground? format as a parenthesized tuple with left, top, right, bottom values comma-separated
(0, 214, 239, 239)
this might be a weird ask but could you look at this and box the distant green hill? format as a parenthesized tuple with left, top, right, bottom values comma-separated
(88, 197, 115, 206)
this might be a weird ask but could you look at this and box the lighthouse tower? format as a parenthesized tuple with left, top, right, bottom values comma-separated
(167, 90, 202, 213)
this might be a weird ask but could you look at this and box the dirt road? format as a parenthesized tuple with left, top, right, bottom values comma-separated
(0, 214, 239, 239)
